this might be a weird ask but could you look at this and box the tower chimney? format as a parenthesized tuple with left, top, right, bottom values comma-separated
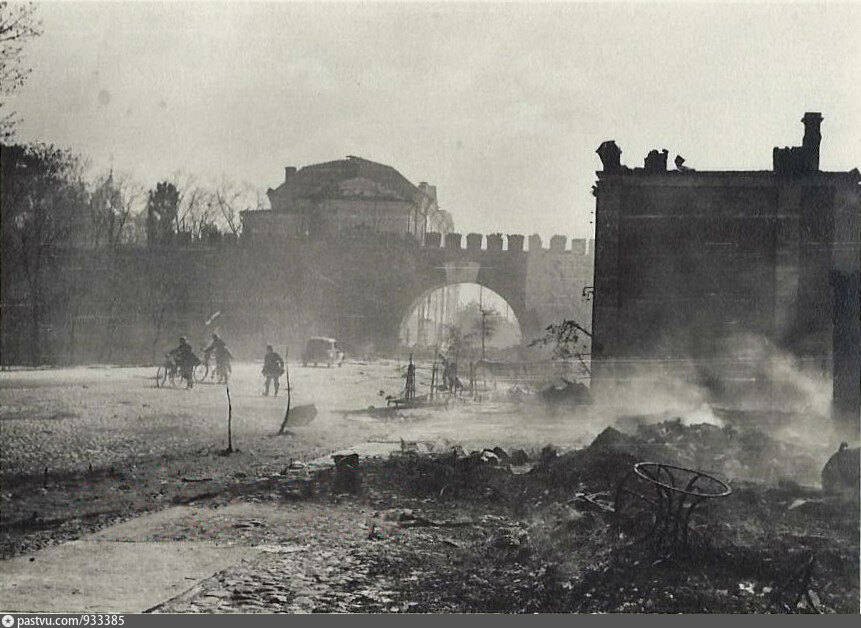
(284, 166, 297, 183)
(596, 141, 622, 173)
(801, 112, 823, 171)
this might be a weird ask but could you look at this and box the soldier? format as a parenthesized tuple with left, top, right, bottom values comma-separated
(169, 337, 199, 389)
(204, 333, 233, 384)
(262, 344, 285, 396)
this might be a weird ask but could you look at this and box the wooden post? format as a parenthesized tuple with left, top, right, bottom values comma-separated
(278, 348, 292, 434)
(226, 386, 233, 452)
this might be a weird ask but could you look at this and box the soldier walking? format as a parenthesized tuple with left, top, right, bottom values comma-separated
(262, 344, 285, 396)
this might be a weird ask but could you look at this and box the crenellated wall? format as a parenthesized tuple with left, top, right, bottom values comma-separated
(421, 231, 594, 255)
(1, 230, 595, 365)
(412, 232, 595, 346)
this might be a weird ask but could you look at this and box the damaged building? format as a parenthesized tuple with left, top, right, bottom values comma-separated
(591, 113, 860, 432)
(241, 155, 453, 242)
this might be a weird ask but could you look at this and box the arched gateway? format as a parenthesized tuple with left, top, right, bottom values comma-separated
(216, 230, 595, 355)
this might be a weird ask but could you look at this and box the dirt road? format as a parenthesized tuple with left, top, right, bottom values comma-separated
(0, 359, 598, 558)
(1, 360, 599, 477)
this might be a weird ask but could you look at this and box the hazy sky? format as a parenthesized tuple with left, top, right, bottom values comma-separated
(11, 1, 861, 238)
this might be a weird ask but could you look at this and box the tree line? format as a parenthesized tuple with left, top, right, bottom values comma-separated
(0, 141, 263, 365)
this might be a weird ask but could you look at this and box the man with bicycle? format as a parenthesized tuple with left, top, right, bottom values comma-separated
(203, 332, 233, 384)
(168, 337, 200, 389)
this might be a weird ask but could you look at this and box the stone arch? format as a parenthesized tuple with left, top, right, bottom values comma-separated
(391, 255, 537, 347)
(397, 282, 527, 348)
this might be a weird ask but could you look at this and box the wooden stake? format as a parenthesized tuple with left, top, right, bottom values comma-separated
(278, 348, 292, 434)
(226, 386, 233, 452)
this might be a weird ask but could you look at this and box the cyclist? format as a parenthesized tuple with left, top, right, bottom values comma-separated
(168, 337, 199, 389)
(262, 344, 285, 396)
(204, 333, 233, 384)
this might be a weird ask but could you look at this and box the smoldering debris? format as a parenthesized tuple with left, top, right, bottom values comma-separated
(312, 430, 859, 613)
(612, 418, 823, 485)
(540, 378, 592, 412)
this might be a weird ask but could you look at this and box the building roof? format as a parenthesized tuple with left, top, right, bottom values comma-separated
(596, 168, 861, 185)
(270, 156, 420, 203)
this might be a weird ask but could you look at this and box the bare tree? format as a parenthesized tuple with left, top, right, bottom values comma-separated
(63, 170, 145, 361)
(529, 319, 593, 376)
(87, 170, 145, 249)
(0, 2, 42, 139)
(212, 177, 258, 237)
(0, 143, 87, 364)
(172, 172, 217, 241)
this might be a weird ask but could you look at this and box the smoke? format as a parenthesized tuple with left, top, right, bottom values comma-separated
(589, 332, 839, 450)
(588, 359, 714, 423)
(715, 332, 832, 417)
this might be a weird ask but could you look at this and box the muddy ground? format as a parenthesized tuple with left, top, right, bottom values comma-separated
(1, 362, 858, 613)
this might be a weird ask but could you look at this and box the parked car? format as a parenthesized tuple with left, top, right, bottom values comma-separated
(302, 337, 344, 367)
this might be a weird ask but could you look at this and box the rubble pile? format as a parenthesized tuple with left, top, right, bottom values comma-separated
(533, 430, 640, 491)
(375, 447, 526, 501)
(540, 379, 592, 411)
(624, 418, 823, 484)
(349, 441, 859, 613)
(539, 419, 821, 486)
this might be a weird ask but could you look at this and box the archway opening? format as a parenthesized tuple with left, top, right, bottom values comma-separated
(399, 283, 523, 359)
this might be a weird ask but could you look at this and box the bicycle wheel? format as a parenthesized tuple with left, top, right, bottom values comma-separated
(194, 363, 208, 383)
(155, 365, 168, 388)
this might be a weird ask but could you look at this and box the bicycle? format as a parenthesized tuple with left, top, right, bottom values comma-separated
(195, 352, 215, 383)
(155, 354, 185, 388)
(194, 352, 229, 384)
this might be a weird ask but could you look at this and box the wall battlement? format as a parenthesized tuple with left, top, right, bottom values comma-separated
(423, 232, 594, 255)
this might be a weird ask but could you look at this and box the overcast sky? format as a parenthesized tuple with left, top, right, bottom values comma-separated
(11, 1, 861, 238)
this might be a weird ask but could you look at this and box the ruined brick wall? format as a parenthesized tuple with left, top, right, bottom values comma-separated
(591, 168, 860, 428)
(593, 174, 783, 362)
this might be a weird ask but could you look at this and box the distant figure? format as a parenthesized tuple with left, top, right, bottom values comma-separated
(262, 344, 285, 396)
(204, 333, 233, 384)
(169, 337, 199, 389)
